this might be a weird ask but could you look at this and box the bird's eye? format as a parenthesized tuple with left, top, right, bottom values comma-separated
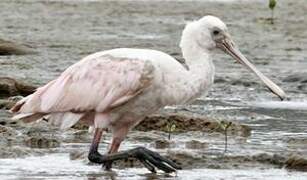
(213, 30, 220, 35)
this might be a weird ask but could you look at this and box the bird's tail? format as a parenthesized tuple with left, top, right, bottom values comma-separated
(11, 112, 44, 122)
(10, 94, 44, 123)
(10, 95, 29, 113)
(11, 110, 86, 130)
(10, 95, 83, 129)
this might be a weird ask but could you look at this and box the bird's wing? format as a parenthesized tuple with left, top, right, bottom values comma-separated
(15, 54, 155, 113)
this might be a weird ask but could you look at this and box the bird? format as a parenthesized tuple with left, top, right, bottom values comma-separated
(10, 15, 286, 173)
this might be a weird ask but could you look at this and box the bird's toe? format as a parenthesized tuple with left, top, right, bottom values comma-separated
(103, 161, 113, 171)
(88, 151, 105, 164)
(132, 147, 179, 173)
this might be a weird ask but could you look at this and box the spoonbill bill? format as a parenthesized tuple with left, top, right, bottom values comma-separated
(10, 16, 286, 173)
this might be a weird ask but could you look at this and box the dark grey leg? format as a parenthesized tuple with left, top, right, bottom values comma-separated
(88, 128, 105, 163)
(88, 129, 181, 173)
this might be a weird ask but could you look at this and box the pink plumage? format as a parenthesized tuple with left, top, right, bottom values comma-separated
(10, 16, 285, 173)
(11, 53, 154, 130)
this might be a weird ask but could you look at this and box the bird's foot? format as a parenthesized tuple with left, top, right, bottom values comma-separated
(88, 150, 114, 171)
(88, 150, 105, 164)
(129, 146, 182, 173)
(88, 147, 181, 173)
(103, 161, 113, 171)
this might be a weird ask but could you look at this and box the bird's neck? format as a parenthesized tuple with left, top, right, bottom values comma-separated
(179, 42, 215, 102)
(182, 39, 214, 77)
(182, 44, 211, 69)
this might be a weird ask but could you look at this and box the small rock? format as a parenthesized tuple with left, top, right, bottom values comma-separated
(0, 38, 34, 55)
(25, 136, 60, 148)
(285, 155, 307, 171)
(0, 77, 36, 97)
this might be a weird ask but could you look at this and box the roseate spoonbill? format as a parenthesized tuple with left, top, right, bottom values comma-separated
(10, 16, 286, 173)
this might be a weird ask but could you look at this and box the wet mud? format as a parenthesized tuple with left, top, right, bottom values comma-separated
(0, 0, 307, 179)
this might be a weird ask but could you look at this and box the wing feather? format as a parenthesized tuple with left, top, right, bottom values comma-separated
(13, 54, 155, 114)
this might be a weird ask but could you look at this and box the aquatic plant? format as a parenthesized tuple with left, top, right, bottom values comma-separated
(219, 121, 232, 153)
(166, 120, 176, 140)
(269, 0, 277, 24)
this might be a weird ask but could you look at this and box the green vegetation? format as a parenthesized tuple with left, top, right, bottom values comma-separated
(166, 120, 176, 140)
(269, 0, 277, 24)
(219, 121, 232, 153)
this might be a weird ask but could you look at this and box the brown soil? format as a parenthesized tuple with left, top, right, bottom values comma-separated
(0, 39, 34, 56)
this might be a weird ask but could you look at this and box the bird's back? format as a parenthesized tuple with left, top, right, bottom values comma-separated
(10, 48, 187, 130)
(84, 48, 183, 69)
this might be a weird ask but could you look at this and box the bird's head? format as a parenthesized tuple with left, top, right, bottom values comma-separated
(180, 15, 286, 100)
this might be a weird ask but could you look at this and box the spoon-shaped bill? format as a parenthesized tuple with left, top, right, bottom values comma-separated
(218, 38, 286, 100)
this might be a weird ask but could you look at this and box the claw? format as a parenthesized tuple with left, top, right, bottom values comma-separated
(131, 147, 180, 173)
(143, 148, 182, 170)
(88, 146, 181, 173)
(139, 159, 156, 173)
(138, 149, 175, 173)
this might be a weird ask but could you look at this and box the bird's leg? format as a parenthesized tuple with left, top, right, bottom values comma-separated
(88, 128, 181, 173)
(103, 137, 122, 170)
(88, 128, 106, 163)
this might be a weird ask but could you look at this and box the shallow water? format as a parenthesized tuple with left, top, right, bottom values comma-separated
(1, 153, 307, 180)
(1, 0, 307, 179)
